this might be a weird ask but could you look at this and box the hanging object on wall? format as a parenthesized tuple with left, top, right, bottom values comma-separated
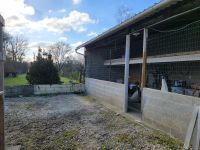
(161, 76, 168, 92)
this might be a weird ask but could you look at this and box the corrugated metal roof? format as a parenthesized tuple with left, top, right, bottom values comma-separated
(76, 0, 182, 50)
(0, 15, 5, 26)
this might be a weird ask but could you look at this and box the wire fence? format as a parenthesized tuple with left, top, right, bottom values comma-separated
(146, 20, 200, 97)
(148, 20, 200, 56)
(85, 38, 125, 83)
(85, 19, 200, 97)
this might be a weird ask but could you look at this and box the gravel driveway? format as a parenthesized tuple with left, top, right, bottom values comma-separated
(5, 94, 182, 150)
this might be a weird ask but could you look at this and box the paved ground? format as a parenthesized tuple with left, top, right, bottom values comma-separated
(5, 94, 182, 150)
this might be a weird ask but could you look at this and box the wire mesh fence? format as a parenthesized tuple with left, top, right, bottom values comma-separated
(148, 20, 200, 56)
(85, 19, 200, 97)
(85, 38, 125, 83)
(146, 20, 200, 97)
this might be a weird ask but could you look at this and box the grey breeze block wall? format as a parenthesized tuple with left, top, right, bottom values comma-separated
(85, 78, 125, 110)
(5, 85, 34, 97)
(142, 88, 200, 140)
(5, 84, 85, 97)
(34, 84, 85, 95)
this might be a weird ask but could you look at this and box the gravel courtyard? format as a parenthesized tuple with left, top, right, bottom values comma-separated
(5, 94, 182, 150)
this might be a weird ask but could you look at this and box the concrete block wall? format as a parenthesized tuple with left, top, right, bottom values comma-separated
(5, 84, 85, 96)
(142, 88, 200, 140)
(85, 78, 125, 110)
(34, 84, 85, 95)
(5, 85, 34, 97)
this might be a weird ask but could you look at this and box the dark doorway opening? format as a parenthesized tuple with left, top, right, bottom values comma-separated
(128, 64, 142, 112)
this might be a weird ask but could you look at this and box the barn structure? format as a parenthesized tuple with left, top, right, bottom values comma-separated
(0, 14, 5, 150)
(76, 0, 200, 140)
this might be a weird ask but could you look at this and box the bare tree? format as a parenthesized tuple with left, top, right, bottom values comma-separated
(48, 42, 72, 73)
(5, 34, 28, 62)
(71, 54, 84, 83)
(116, 6, 133, 23)
(3, 31, 12, 60)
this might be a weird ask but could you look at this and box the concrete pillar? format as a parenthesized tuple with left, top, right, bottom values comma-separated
(124, 34, 130, 112)
(141, 28, 148, 89)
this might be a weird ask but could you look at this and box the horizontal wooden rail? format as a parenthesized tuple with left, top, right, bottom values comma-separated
(104, 51, 200, 66)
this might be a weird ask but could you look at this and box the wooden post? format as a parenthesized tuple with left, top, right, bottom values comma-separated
(0, 24, 5, 150)
(141, 28, 148, 89)
(124, 34, 130, 112)
(0, 94, 4, 150)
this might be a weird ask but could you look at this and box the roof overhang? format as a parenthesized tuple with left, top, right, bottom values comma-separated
(75, 0, 182, 50)
(0, 15, 5, 26)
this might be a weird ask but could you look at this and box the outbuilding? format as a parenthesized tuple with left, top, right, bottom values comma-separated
(76, 0, 200, 141)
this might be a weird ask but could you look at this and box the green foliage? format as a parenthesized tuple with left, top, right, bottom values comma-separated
(68, 71, 80, 81)
(116, 133, 132, 144)
(5, 74, 73, 87)
(149, 132, 183, 150)
(63, 130, 78, 140)
(101, 144, 110, 150)
(26, 58, 60, 85)
(60, 76, 78, 84)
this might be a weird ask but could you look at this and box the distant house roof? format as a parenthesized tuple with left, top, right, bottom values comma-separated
(0, 15, 5, 26)
(76, 0, 183, 50)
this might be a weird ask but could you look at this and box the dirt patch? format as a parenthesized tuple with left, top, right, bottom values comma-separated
(5, 94, 182, 150)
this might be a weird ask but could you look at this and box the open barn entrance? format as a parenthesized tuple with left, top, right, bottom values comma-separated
(126, 32, 143, 113)
(128, 64, 142, 112)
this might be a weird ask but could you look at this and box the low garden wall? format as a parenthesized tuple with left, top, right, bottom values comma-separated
(142, 88, 200, 140)
(5, 85, 34, 97)
(34, 84, 85, 95)
(5, 83, 85, 97)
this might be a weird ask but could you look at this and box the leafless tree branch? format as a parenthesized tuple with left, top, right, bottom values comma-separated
(48, 42, 72, 73)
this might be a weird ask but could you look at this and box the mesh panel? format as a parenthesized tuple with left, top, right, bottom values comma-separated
(148, 21, 200, 56)
(85, 38, 125, 83)
(146, 21, 200, 97)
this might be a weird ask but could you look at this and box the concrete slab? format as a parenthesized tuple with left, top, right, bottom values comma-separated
(142, 88, 200, 140)
(6, 145, 21, 150)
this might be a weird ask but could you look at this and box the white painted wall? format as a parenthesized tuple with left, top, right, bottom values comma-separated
(85, 78, 125, 110)
(142, 88, 200, 140)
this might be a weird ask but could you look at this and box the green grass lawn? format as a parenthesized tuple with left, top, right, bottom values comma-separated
(5, 74, 28, 87)
(5, 74, 75, 87)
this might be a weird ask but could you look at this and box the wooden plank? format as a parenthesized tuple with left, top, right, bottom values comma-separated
(104, 51, 200, 66)
(147, 53, 200, 64)
(0, 94, 4, 150)
(184, 106, 198, 149)
(141, 28, 148, 88)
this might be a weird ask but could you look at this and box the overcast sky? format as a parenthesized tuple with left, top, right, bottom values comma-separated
(0, 0, 160, 61)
